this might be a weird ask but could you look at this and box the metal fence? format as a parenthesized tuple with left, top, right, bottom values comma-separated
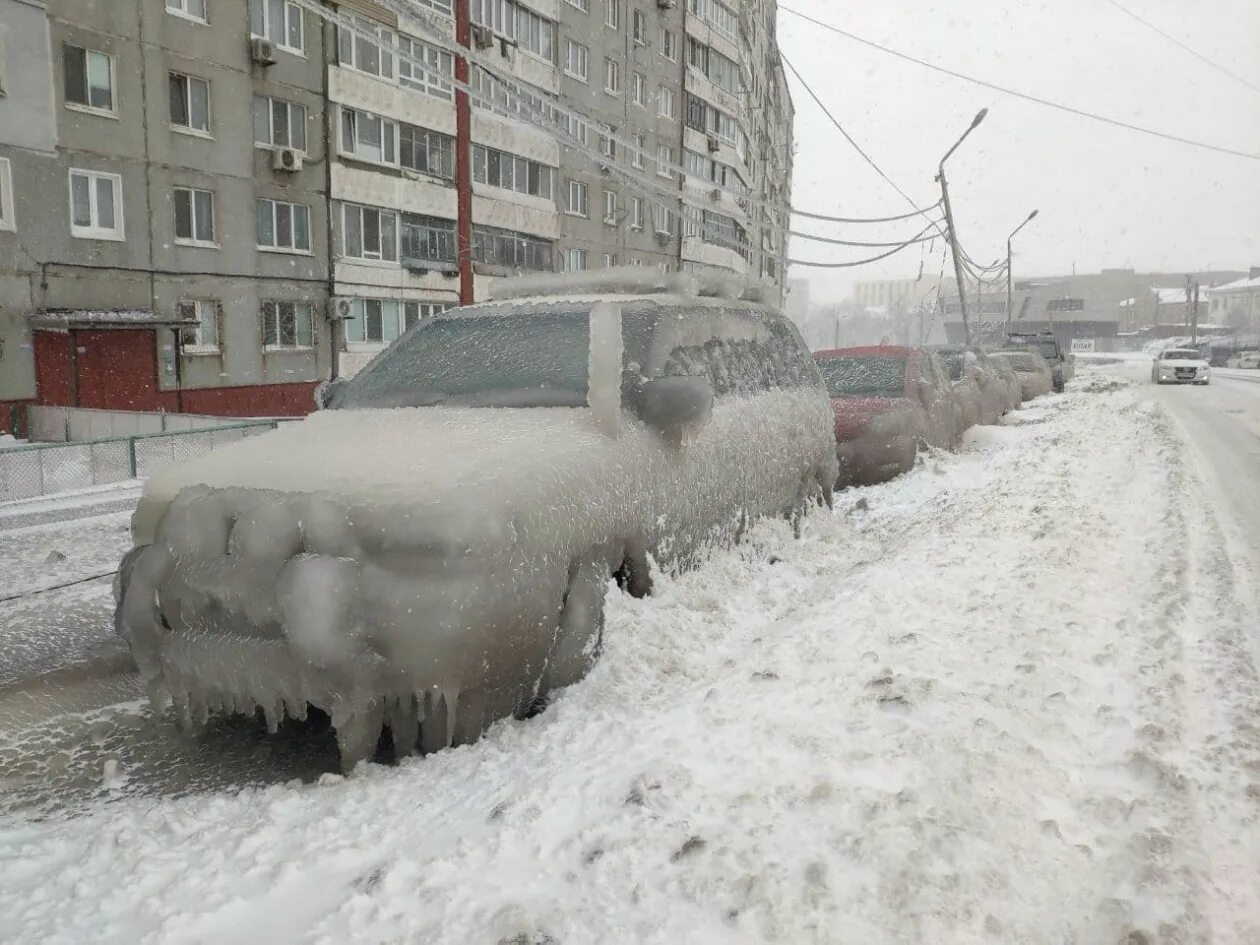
(27, 405, 259, 443)
(0, 421, 278, 503)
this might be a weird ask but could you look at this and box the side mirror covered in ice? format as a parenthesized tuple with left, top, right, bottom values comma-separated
(314, 378, 346, 410)
(638, 375, 714, 439)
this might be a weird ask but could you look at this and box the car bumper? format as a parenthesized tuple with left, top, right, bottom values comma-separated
(836, 431, 915, 485)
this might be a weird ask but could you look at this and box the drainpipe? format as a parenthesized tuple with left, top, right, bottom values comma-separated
(323, 20, 340, 379)
(454, 0, 474, 305)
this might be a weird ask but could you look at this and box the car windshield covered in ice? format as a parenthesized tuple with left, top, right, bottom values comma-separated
(327, 309, 593, 409)
(1161, 349, 1202, 361)
(815, 355, 907, 398)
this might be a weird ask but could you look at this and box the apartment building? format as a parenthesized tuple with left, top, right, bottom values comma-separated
(0, 0, 795, 427)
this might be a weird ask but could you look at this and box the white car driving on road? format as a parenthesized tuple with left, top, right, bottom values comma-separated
(1152, 348, 1211, 385)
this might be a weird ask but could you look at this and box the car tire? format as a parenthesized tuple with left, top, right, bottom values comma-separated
(539, 556, 609, 697)
(900, 442, 918, 476)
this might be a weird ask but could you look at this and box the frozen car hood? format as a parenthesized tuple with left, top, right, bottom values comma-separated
(142, 407, 613, 510)
(1158, 358, 1208, 368)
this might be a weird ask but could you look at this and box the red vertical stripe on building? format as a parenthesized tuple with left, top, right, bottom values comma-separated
(454, 0, 474, 305)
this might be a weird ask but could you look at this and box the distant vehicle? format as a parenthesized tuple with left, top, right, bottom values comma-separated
(1152, 348, 1211, 385)
(986, 353, 1026, 411)
(813, 345, 960, 487)
(989, 350, 1055, 401)
(1006, 330, 1073, 392)
(1226, 351, 1260, 369)
(114, 271, 840, 769)
(936, 346, 1014, 426)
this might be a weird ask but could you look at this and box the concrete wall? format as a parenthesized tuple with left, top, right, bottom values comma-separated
(0, 0, 58, 154)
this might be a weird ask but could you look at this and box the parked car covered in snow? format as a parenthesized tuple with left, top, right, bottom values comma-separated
(1225, 351, 1260, 369)
(986, 352, 1026, 412)
(813, 345, 960, 487)
(989, 350, 1055, 401)
(936, 346, 1012, 427)
(1007, 330, 1073, 392)
(1151, 348, 1211, 385)
(114, 271, 839, 768)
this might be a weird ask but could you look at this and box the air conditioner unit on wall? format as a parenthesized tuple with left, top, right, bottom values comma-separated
(251, 37, 276, 66)
(706, 134, 720, 153)
(328, 297, 354, 320)
(272, 147, 302, 172)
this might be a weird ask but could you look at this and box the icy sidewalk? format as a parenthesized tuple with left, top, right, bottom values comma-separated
(3, 378, 1259, 944)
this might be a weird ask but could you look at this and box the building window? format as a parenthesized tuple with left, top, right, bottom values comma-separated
(401, 213, 457, 266)
(660, 28, 678, 61)
(658, 86, 676, 119)
(339, 107, 397, 166)
(603, 189, 617, 224)
(253, 96, 307, 151)
(632, 10, 647, 44)
(166, 0, 207, 23)
(564, 0, 589, 10)
(602, 253, 616, 268)
(256, 197, 310, 252)
(631, 132, 645, 168)
(250, 0, 304, 53)
(656, 144, 675, 178)
(345, 298, 401, 345)
(68, 169, 123, 240)
(472, 144, 554, 199)
(173, 187, 215, 245)
(404, 301, 450, 330)
(63, 44, 114, 113)
(687, 37, 741, 94)
(564, 39, 588, 81)
(471, 224, 555, 271)
(566, 179, 588, 217)
(261, 301, 313, 350)
(177, 299, 219, 350)
(398, 35, 454, 100)
(604, 57, 620, 94)
(471, 0, 555, 60)
(605, 0, 620, 30)
(338, 17, 394, 79)
(652, 204, 674, 236)
(400, 125, 455, 179)
(169, 73, 210, 134)
(343, 204, 398, 262)
(687, 0, 738, 41)
(629, 195, 643, 230)
(632, 72, 646, 106)
(0, 159, 13, 232)
(563, 113, 589, 146)
(565, 248, 588, 271)
(599, 125, 616, 160)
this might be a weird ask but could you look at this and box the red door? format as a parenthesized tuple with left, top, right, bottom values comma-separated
(74, 329, 164, 411)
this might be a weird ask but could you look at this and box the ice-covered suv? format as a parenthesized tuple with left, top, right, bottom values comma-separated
(115, 272, 839, 767)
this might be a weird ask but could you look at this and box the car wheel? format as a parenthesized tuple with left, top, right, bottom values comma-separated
(900, 441, 918, 476)
(539, 556, 609, 697)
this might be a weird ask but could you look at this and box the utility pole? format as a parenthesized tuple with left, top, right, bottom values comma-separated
(1005, 209, 1038, 337)
(1192, 280, 1200, 345)
(936, 109, 988, 346)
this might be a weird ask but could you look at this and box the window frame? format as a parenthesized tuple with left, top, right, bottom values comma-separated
(632, 71, 646, 107)
(565, 247, 588, 272)
(631, 132, 645, 169)
(172, 185, 216, 246)
(565, 179, 589, 217)
(400, 124, 456, 180)
(603, 57, 620, 95)
(165, 0, 208, 24)
(632, 10, 647, 45)
(660, 28, 678, 61)
(629, 195, 643, 230)
(338, 17, 395, 80)
(658, 86, 676, 119)
(564, 0, 590, 10)
(67, 168, 124, 241)
(62, 44, 116, 116)
(168, 72, 211, 136)
(261, 300, 315, 351)
(342, 203, 399, 263)
(605, 0, 620, 30)
(564, 39, 589, 81)
(255, 197, 311, 254)
(656, 144, 675, 179)
(0, 158, 14, 232)
(603, 189, 617, 224)
(250, 0, 305, 55)
(252, 95, 308, 152)
(177, 299, 220, 352)
(338, 106, 399, 168)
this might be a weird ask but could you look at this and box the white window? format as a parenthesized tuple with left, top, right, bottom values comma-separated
(473, 144, 555, 199)
(344, 298, 401, 345)
(564, 39, 588, 81)
(68, 169, 123, 240)
(0, 159, 13, 232)
(166, 0, 207, 23)
(629, 195, 643, 230)
(338, 17, 394, 79)
(173, 187, 215, 245)
(631, 132, 645, 168)
(604, 58, 620, 94)
(602, 253, 616, 267)
(566, 248, 588, 271)
(632, 10, 647, 44)
(250, 0, 304, 54)
(253, 95, 307, 151)
(63, 44, 114, 114)
(398, 35, 454, 100)
(343, 204, 398, 262)
(605, 0, 620, 30)
(262, 301, 313, 349)
(339, 107, 398, 166)
(472, 0, 555, 61)
(603, 189, 617, 224)
(658, 86, 676, 119)
(564, 113, 588, 146)
(632, 72, 646, 107)
(403, 301, 450, 330)
(599, 124, 616, 159)
(566, 179, 588, 217)
(564, 0, 589, 10)
(656, 144, 675, 178)
(178, 299, 219, 351)
(169, 73, 210, 134)
(653, 204, 674, 235)
(256, 197, 310, 252)
(661, 28, 678, 61)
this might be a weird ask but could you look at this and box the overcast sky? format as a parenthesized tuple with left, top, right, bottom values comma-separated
(778, 0, 1260, 304)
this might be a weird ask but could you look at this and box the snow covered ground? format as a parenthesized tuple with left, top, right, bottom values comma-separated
(3, 370, 1259, 943)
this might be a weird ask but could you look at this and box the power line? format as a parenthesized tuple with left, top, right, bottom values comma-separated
(790, 220, 944, 268)
(791, 202, 943, 224)
(789, 223, 946, 248)
(779, 5, 1260, 162)
(1100, 0, 1260, 96)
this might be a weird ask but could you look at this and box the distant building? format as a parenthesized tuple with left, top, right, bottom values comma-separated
(1206, 268, 1260, 331)
(854, 274, 951, 312)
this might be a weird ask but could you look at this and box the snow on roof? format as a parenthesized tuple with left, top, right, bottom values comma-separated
(28, 309, 197, 329)
(1206, 276, 1260, 294)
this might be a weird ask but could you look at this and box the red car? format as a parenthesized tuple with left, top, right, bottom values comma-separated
(812, 346, 961, 487)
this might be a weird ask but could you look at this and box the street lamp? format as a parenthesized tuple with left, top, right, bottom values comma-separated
(936, 108, 988, 344)
(1006, 209, 1039, 334)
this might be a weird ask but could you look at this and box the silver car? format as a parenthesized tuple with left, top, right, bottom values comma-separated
(989, 350, 1055, 401)
(115, 274, 839, 768)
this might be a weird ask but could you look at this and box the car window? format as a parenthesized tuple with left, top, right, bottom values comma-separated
(815, 355, 907, 397)
(939, 351, 965, 381)
(1162, 349, 1200, 360)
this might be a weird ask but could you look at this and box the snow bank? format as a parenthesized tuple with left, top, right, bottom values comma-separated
(3, 378, 1258, 943)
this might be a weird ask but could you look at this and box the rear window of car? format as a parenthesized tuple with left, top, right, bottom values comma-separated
(1162, 350, 1200, 360)
(815, 356, 907, 397)
(996, 353, 1039, 371)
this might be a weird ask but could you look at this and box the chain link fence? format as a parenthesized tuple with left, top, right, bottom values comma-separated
(0, 422, 279, 503)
